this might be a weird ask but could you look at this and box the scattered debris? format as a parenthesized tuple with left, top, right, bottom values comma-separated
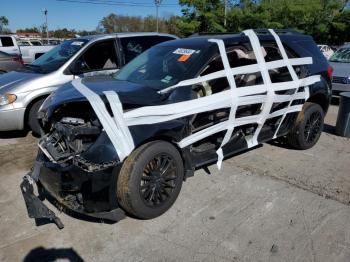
(270, 244, 278, 254)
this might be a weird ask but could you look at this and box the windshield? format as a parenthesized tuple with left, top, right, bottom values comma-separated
(30, 39, 89, 73)
(329, 47, 350, 63)
(114, 45, 204, 90)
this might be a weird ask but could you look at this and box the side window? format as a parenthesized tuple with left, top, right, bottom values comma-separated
(77, 40, 118, 72)
(196, 55, 227, 96)
(196, 45, 260, 96)
(121, 36, 175, 64)
(196, 41, 300, 97)
(0, 37, 14, 47)
(31, 41, 42, 46)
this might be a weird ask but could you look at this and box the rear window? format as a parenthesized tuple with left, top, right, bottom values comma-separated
(0, 37, 14, 47)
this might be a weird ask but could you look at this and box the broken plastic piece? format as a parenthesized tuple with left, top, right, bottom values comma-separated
(20, 174, 64, 229)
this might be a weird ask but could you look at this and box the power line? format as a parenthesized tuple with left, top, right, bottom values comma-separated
(56, 0, 177, 7)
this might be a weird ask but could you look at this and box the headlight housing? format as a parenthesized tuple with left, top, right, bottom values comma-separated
(0, 94, 17, 106)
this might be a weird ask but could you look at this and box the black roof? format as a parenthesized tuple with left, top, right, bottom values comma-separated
(157, 29, 312, 49)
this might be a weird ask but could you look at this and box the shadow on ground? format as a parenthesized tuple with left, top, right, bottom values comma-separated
(0, 130, 29, 139)
(23, 247, 84, 262)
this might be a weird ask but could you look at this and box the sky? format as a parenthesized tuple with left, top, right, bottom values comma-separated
(1, 0, 182, 32)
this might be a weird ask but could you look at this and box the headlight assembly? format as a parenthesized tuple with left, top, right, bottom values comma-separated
(0, 94, 17, 106)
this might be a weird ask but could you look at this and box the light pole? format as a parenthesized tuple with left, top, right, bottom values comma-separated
(224, 0, 227, 27)
(155, 0, 162, 32)
(43, 9, 49, 40)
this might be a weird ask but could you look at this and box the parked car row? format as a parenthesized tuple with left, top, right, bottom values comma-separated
(329, 44, 350, 95)
(318, 44, 334, 60)
(18, 38, 63, 46)
(0, 35, 54, 64)
(7, 29, 333, 228)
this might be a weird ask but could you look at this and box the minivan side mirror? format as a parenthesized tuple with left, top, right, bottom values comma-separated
(69, 59, 88, 76)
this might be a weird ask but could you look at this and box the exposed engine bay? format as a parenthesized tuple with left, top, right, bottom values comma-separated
(39, 116, 117, 172)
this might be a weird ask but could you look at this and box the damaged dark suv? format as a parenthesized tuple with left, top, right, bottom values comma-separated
(21, 29, 332, 228)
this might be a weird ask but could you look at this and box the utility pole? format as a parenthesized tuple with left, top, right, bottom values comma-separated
(155, 0, 162, 32)
(224, 0, 227, 27)
(43, 9, 49, 40)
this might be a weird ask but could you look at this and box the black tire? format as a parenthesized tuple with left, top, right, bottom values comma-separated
(117, 141, 184, 219)
(287, 102, 324, 149)
(28, 99, 45, 135)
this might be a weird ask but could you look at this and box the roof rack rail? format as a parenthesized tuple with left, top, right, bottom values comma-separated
(253, 28, 303, 35)
(189, 32, 239, 37)
(189, 29, 303, 38)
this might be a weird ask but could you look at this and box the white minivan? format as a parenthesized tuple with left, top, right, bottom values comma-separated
(0, 32, 177, 134)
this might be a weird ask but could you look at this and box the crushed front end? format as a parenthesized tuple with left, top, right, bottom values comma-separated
(21, 100, 126, 228)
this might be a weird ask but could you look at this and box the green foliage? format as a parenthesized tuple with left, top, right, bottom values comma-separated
(176, 0, 350, 44)
(98, 13, 179, 34)
(0, 16, 9, 33)
(16, 27, 41, 33)
(178, 0, 226, 35)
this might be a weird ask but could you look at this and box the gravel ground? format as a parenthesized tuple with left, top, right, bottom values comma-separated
(0, 104, 349, 262)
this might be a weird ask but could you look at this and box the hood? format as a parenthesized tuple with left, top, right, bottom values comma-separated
(0, 71, 42, 94)
(43, 76, 164, 118)
(329, 61, 350, 77)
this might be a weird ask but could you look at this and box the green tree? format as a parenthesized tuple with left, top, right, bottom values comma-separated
(0, 16, 9, 33)
(178, 0, 226, 36)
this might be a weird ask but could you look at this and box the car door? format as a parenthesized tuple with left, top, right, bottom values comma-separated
(0, 36, 20, 55)
(68, 39, 120, 77)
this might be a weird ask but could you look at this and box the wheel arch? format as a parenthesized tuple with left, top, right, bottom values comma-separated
(306, 92, 329, 113)
(23, 95, 48, 128)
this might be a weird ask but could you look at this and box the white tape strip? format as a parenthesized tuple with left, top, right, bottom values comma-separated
(103, 91, 134, 153)
(243, 29, 275, 148)
(160, 57, 313, 95)
(268, 29, 310, 138)
(72, 79, 132, 161)
(208, 39, 239, 169)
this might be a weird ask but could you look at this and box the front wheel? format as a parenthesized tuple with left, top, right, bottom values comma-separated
(287, 102, 324, 149)
(28, 99, 45, 135)
(117, 141, 184, 219)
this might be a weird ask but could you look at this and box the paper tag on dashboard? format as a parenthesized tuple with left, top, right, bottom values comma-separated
(173, 48, 196, 56)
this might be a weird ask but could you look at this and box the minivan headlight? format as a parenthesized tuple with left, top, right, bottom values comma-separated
(0, 94, 17, 106)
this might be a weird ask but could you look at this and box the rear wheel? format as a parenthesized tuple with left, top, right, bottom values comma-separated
(28, 99, 45, 135)
(287, 102, 324, 149)
(117, 141, 184, 219)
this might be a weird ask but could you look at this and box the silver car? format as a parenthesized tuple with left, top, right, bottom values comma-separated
(0, 32, 177, 133)
(0, 51, 23, 74)
(329, 44, 350, 95)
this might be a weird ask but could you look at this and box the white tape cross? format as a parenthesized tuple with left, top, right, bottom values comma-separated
(71, 29, 320, 169)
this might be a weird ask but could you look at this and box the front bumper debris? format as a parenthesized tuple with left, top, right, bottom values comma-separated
(20, 174, 64, 229)
(20, 152, 126, 229)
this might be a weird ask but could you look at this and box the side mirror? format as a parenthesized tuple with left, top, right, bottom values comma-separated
(69, 59, 87, 76)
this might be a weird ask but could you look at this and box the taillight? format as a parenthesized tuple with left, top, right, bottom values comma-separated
(327, 65, 333, 80)
(13, 55, 24, 65)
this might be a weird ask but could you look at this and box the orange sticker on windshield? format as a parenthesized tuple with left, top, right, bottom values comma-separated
(178, 55, 190, 62)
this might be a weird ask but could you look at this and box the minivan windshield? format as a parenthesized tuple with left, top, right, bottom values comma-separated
(329, 47, 350, 63)
(30, 39, 89, 73)
(114, 45, 205, 90)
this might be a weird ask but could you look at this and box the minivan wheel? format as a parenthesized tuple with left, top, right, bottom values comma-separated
(28, 99, 44, 135)
(117, 141, 184, 219)
(287, 102, 324, 149)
